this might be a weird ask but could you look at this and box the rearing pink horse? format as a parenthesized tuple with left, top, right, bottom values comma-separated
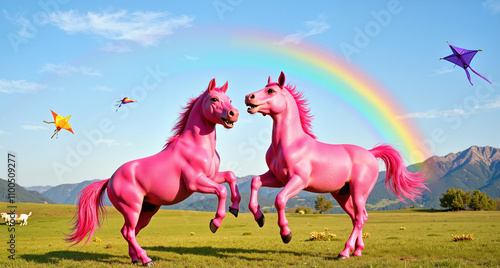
(67, 79, 240, 266)
(245, 72, 428, 259)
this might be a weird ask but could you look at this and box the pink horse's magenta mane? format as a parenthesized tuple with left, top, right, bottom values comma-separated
(165, 87, 227, 147)
(268, 83, 317, 139)
(165, 95, 201, 147)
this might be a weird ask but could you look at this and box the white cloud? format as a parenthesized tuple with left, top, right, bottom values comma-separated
(398, 108, 471, 119)
(483, 96, 500, 109)
(184, 55, 198, 61)
(21, 124, 46, 131)
(483, 0, 500, 14)
(0, 130, 7, 135)
(274, 14, 330, 46)
(47, 9, 194, 47)
(398, 97, 500, 119)
(40, 63, 101, 76)
(0, 79, 47, 93)
(397, 110, 439, 119)
(432, 67, 454, 76)
(96, 139, 120, 147)
(100, 42, 132, 53)
(90, 85, 113, 92)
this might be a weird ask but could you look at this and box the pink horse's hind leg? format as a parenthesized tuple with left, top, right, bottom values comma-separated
(129, 204, 161, 264)
(338, 166, 375, 259)
(248, 171, 283, 227)
(108, 186, 153, 265)
(121, 219, 153, 266)
(214, 171, 241, 217)
(332, 192, 368, 258)
(351, 208, 368, 256)
(117, 206, 154, 266)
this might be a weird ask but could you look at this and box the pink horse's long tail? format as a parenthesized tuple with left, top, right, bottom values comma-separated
(66, 179, 109, 246)
(369, 145, 428, 202)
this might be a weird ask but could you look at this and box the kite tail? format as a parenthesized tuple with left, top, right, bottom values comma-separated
(468, 66, 492, 84)
(464, 68, 473, 86)
(51, 130, 59, 139)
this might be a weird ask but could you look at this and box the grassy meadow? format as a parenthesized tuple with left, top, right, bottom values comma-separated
(1, 202, 499, 267)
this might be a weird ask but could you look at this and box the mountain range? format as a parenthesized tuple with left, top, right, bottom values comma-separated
(0, 179, 54, 204)
(11, 145, 500, 213)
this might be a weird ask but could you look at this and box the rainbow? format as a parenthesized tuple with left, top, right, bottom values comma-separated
(229, 29, 428, 163)
(36, 26, 429, 163)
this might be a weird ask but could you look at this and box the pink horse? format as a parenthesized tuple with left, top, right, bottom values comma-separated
(67, 79, 240, 266)
(245, 72, 428, 259)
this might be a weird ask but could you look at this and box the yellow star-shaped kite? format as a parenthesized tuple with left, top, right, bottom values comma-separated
(43, 110, 74, 139)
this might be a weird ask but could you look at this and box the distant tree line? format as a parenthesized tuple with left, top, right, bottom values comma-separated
(440, 188, 497, 211)
(294, 195, 334, 214)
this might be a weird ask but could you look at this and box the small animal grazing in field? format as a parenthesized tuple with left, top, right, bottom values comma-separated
(67, 79, 240, 267)
(0, 212, 8, 223)
(1, 212, 32, 225)
(245, 72, 428, 259)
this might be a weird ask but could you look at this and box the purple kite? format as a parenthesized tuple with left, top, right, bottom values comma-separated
(440, 41, 491, 86)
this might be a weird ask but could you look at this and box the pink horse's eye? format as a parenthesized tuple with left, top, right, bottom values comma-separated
(267, 88, 275, 94)
(211, 98, 219, 102)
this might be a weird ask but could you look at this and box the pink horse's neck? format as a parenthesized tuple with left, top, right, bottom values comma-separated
(177, 94, 217, 151)
(270, 93, 308, 148)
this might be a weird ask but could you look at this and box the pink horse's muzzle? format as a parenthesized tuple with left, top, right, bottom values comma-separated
(245, 94, 262, 114)
(221, 109, 239, 128)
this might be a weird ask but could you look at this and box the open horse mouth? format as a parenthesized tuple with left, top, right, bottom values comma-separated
(245, 101, 263, 114)
(246, 104, 259, 113)
(221, 117, 235, 128)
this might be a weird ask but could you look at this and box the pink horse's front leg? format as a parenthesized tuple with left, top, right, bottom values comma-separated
(214, 171, 241, 217)
(275, 174, 307, 244)
(184, 173, 227, 233)
(248, 170, 283, 227)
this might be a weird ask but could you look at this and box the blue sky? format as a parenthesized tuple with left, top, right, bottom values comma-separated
(1, 1, 499, 187)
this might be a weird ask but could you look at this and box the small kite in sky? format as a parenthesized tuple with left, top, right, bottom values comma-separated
(115, 97, 137, 112)
(440, 41, 492, 85)
(43, 110, 74, 139)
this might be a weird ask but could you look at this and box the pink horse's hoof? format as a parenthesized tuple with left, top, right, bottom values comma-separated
(336, 254, 349, 260)
(257, 214, 265, 227)
(229, 208, 239, 218)
(132, 261, 140, 265)
(143, 261, 155, 266)
(209, 219, 218, 233)
(281, 231, 292, 244)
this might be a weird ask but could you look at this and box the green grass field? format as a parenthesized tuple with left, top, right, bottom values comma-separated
(1, 202, 499, 267)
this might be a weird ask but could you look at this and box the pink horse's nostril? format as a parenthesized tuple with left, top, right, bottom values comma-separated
(228, 109, 239, 121)
(250, 94, 255, 99)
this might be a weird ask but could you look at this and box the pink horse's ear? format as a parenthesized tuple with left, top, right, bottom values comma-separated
(207, 78, 216, 92)
(278, 71, 285, 89)
(220, 81, 228, 93)
(268, 76, 273, 84)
